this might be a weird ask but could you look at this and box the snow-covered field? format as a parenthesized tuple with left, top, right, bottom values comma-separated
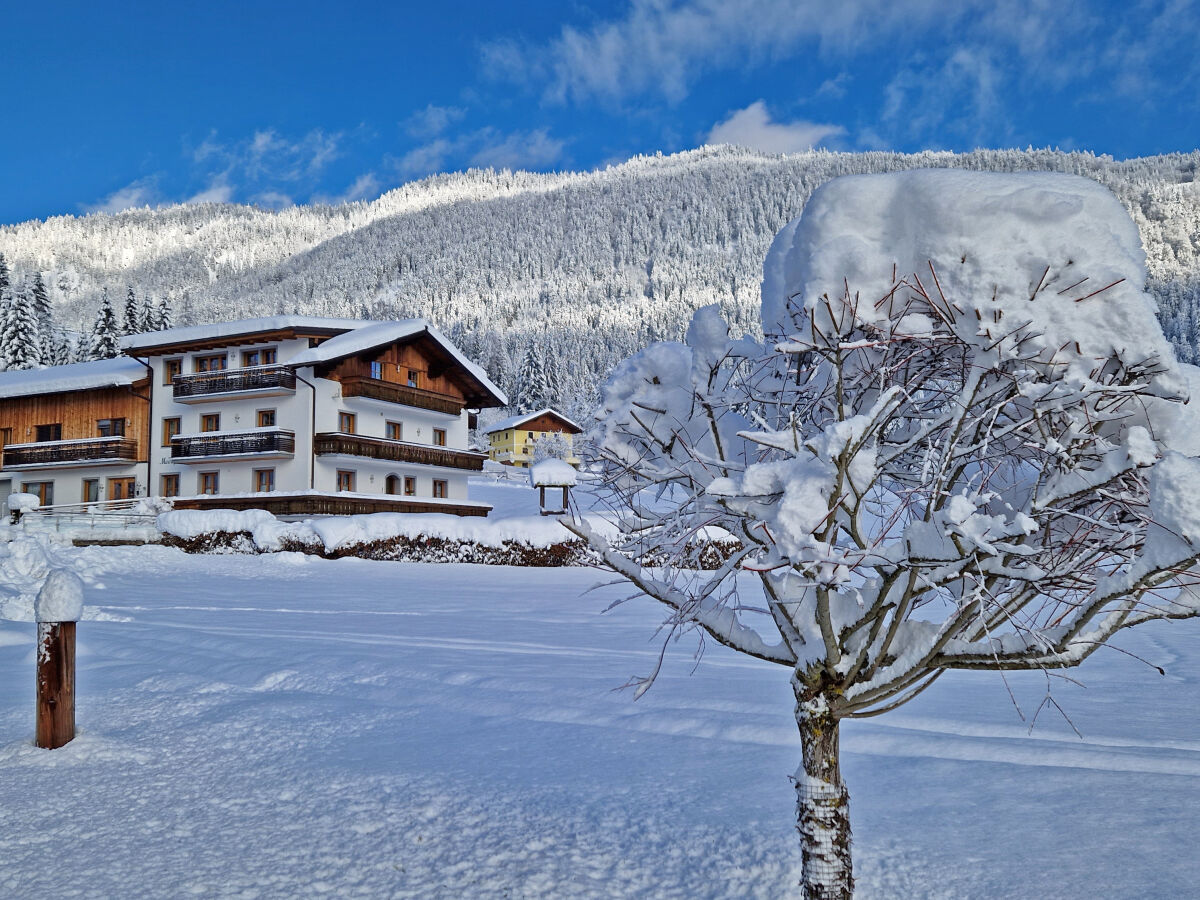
(1, 544, 1199, 898)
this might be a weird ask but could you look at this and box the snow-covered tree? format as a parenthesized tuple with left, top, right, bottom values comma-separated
(123, 286, 143, 335)
(89, 290, 122, 359)
(565, 171, 1200, 898)
(532, 430, 573, 462)
(30, 271, 52, 335)
(0, 286, 42, 370)
(513, 341, 557, 413)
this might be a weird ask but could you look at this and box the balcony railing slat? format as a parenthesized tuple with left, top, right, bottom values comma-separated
(339, 376, 463, 416)
(3, 438, 139, 468)
(171, 430, 296, 459)
(314, 433, 484, 471)
(173, 365, 296, 399)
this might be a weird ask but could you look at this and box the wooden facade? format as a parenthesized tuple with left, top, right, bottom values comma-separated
(0, 381, 151, 462)
(172, 492, 490, 518)
(319, 338, 469, 404)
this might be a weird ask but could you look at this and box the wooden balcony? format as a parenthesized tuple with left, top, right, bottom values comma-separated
(2, 437, 139, 470)
(172, 365, 297, 402)
(338, 376, 463, 416)
(314, 432, 485, 471)
(171, 429, 296, 462)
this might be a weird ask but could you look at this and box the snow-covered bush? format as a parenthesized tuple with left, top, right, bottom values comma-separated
(565, 170, 1200, 899)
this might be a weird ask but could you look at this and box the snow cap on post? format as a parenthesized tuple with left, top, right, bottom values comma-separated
(762, 169, 1182, 396)
(8, 492, 41, 513)
(35, 569, 85, 623)
(529, 458, 578, 487)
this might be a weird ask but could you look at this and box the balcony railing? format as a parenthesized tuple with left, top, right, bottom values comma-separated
(314, 432, 485, 471)
(172, 365, 297, 401)
(2, 437, 139, 469)
(171, 429, 296, 461)
(339, 376, 463, 416)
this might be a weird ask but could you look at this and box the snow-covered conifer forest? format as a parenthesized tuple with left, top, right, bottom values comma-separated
(1, 145, 1199, 419)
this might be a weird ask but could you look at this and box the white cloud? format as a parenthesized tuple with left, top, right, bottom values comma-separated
(186, 176, 236, 205)
(706, 101, 844, 153)
(398, 128, 566, 177)
(313, 172, 382, 205)
(251, 191, 294, 209)
(469, 128, 565, 170)
(83, 177, 161, 214)
(404, 104, 467, 139)
(484, 0, 960, 105)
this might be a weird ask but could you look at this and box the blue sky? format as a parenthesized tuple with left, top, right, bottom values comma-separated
(4, 0, 1198, 224)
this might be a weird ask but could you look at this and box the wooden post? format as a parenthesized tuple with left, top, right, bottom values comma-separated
(36, 622, 76, 749)
(34, 568, 84, 750)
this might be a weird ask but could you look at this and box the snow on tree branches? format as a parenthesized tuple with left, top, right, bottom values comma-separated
(566, 170, 1200, 899)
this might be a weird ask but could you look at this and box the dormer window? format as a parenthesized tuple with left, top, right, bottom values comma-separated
(407, 369, 419, 388)
(370, 361, 383, 380)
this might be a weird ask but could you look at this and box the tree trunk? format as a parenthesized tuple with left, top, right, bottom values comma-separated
(795, 699, 852, 899)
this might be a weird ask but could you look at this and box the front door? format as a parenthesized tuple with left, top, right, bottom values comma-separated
(107, 477, 137, 501)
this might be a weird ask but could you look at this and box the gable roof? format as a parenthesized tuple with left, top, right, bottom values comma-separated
(121, 316, 370, 355)
(483, 408, 584, 435)
(289, 320, 508, 408)
(0, 356, 149, 400)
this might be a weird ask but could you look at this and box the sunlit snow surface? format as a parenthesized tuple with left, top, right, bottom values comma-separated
(1, 544, 1199, 898)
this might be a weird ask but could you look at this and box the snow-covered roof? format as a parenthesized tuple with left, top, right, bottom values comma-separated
(121, 316, 370, 353)
(0, 356, 149, 399)
(529, 458, 578, 487)
(289, 319, 508, 407)
(483, 408, 584, 435)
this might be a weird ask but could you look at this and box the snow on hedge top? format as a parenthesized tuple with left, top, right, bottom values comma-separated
(121, 315, 370, 352)
(762, 169, 1180, 389)
(289, 320, 507, 406)
(0, 356, 147, 399)
(529, 458, 578, 487)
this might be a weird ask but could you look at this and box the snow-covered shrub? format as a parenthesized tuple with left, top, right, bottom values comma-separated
(566, 170, 1200, 898)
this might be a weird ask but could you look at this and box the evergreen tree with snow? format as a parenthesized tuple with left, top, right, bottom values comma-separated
(0, 253, 9, 299)
(123, 286, 142, 335)
(89, 290, 122, 359)
(30, 272, 52, 336)
(0, 288, 41, 370)
(513, 341, 557, 413)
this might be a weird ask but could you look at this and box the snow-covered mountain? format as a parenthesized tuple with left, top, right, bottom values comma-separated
(3, 145, 1200, 415)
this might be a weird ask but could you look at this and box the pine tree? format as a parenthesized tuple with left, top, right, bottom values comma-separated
(0, 253, 10, 299)
(0, 288, 40, 370)
(155, 296, 174, 330)
(123, 286, 141, 335)
(514, 342, 557, 413)
(90, 290, 122, 359)
(30, 272, 52, 336)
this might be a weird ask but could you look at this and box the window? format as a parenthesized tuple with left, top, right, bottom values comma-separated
(195, 354, 226, 373)
(200, 471, 219, 495)
(385, 474, 400, 495)
(97, 418, 126, 437)
(403, 477, 416, 496)
(35, 423, 62, 442)
(82, 479, 100, 503)
(254, 468, 275, 493)
(370, 361, 383, 380)
(22, 482, 53, 506)
(407, 369, 419, 388)
(201, 414, 220, 433)
(522, 446, 530, 455)
(162, 417, 182, 446)
(257, 409, 276, 428)
(336, 470, 355, 492)
(385, 421, 402, 441)
(433, 428, 446, 447)
(164, 359, 182, 384)
(432, 479, 448, 499)
(242, 348, 277, 367)
(161, 474, 180, 498)
(528, 431, 535, 439)
(107, 478, 135, 501)
(0, 427, 11, 448)
(338, 412, 356, 434)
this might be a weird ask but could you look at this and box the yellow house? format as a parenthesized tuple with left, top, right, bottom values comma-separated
(483, 408, 582, 468)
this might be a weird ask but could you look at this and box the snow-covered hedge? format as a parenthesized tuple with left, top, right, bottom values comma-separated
(156, 509, 737, 569)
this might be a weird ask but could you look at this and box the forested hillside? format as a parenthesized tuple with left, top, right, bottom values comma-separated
(2, 145, 1199, 419)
